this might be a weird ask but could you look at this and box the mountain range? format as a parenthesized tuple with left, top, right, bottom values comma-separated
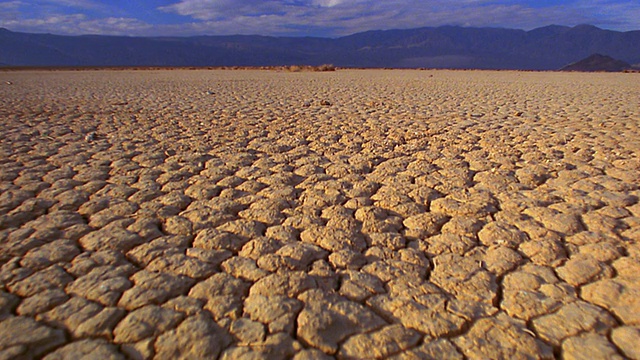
(1, 24, 640, 70)
(561, 53, 632, 72)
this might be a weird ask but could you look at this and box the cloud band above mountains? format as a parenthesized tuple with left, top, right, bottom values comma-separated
(1, 0, 639, 36)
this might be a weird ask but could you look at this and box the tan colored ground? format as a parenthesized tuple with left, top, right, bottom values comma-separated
(1, 69, 639, 359)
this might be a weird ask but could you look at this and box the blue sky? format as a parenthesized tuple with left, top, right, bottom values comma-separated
(1, 0, 639, 37)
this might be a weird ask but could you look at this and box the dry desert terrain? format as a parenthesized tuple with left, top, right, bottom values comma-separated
(1, 69, 639, 359)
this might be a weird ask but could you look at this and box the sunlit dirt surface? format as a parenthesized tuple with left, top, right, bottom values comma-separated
(1, 69, 639, 359)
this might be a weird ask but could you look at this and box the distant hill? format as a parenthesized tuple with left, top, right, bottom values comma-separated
(2, 24, 640, 70)
(561, 53, 631, 72)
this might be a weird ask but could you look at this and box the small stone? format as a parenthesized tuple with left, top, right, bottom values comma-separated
(390, 338, 463, 360)
(249, 271, 317, 298)
(52, 189, 90, 212)
(265, 224, 299, 242)
(16, 289, 68, 316)
(532, 301, 617, 346)
(217, 219, 266, 239)
(338, 270, 385, 302)
(79, 226, 144, 252)
(0, 291, 19, 318)
(184, 182, 221, 200)
(518, 238, 566, 266)
(66, 265, 134, 306)
(561, 333, 623, 360)
(403, 212, 449, 239)
(36, 297, 102, 333)
(239, 207, 283, 225)
(119, 270, 195, 310)
(43, 339, 124, 360)
(483, 246, 522, 276)
(430, 190, 497, 217)
(293, 348, 333, 360)
(162, 216, 193, 236)
(162, 296, 204, 316)
(500, 266, 575, 321)
(523, 207, 584, 235)
(300, 226, 366, 252)
(189, 272, 249, 299)
(229, 317, 266, 345)
(244, 295, 303, 334)
(478, 221, 528, 248)
(121, 335, 155, 359)
(221, 256, 270, 282)
(0, 316, 66, 359)
(338, 325, 422, 359)
(154, 313, 232, 359)
(425, 233, 477, 256)
(355, 206, 403, 234)
(578, 241, 623, 262)
(7, 265, 73, 298)
(125, 217, 162, 241)
(239, 236, 284, 260)
(361, 257, 428, 283)
(368, 232, 406, 250)
(66, 249, 132, 278)
(113, 305, 184, 343)
(275, 242, 328, 270)
(556, 255, 610, 287)
(297, 289, 386, 354)
(189, 272, 249, 319)
(453, 313, 553, 359)
(185, 247, 232, 266)
(611, 326, 640, 359)
(581, 277, 640, 325)
(328, 249, 367, 270)
(71, 307, 124, 339)
(145, 250, 219, 279)
(368, 291, 466, 338)
(193, 228, 246, 252)
(157, 191, 192, 210)
(515, 166, 550, 187)
(220, 333, 302, 359)
(298, 186, 347, 208)
(430, 253, 498, 304)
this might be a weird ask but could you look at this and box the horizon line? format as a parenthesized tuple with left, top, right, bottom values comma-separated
(3, 23, 638, 39)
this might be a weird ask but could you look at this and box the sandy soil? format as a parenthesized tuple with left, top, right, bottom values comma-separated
(1, 69, 639, 359)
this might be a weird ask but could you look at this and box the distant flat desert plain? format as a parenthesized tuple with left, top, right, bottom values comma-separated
(1, 69, 639, 359)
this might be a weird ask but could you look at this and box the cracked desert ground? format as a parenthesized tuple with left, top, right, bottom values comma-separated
(1, 69, 639, 359)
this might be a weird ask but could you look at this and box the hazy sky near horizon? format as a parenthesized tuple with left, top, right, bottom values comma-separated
(1, 0, 639, 37)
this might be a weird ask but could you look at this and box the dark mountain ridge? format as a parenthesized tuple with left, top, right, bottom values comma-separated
(1, 24, 640, 70)
(561, 54, 631, 72)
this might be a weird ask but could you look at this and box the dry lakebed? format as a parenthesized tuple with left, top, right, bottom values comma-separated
(0, 69, 639, 359)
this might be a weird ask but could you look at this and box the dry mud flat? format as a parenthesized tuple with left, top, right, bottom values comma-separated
(0, 69, 639, 359)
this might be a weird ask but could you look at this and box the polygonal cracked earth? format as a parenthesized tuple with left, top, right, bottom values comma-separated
(1, 69, 639, 359)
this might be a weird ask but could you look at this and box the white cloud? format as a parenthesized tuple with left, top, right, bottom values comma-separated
(159, 0, 294, 21)
(0, 0, 24, 20)
(312, 0, 343, 7)
(0, 1, 23, 14)
(0, 0, 23, 8)
(0, 12, 152, 35)
(571, 0, 640, 30)
(156, 0, 595, 36)
(1, 0, 639, 36)
(41, 0, 100, 8)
